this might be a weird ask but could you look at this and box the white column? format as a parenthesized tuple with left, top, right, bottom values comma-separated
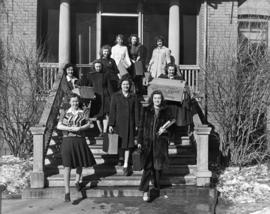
(96, 1, 102, 59)
(195, 125, 212, 186)
(168, 0, 180, 65)
(59, 0, 71, 66)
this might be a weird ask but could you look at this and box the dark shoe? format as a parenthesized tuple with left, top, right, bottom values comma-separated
(75, 182, 83, 191)
(64, 193, 70, 202)
(98, 132, 103, 137)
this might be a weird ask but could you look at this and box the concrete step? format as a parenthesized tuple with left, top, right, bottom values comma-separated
(56, 164, 197, 176)
(22, 186, 215, 199)
(47, 173, 197, 187)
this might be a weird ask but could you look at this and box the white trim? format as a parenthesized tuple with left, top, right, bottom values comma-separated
(96, 1, 102, 58)
(101, 13, 139, 17)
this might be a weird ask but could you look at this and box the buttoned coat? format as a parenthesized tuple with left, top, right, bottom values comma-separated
(109, 91, 139, 149)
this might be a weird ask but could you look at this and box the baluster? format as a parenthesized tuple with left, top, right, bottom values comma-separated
(42, 67, 46, 91)
(50, 68, 54, 90)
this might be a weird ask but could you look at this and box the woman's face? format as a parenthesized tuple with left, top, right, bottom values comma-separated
(66, 66, 74, 77)
(121, 80, 130, 92)
(102, 49, 109, 58)
(94, 63, 102, 72)
(70, 96, 79, 109)
(116, 36, 123, 45)
(131, 36, 137, 45)
(167, 66, 176, 77)
(157, 39, 163, 47)
(153, 94, 162, 107)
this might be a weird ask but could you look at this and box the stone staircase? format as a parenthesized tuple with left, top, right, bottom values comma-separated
(31, 126, 198, 198)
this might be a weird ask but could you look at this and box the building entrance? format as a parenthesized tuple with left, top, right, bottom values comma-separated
(101, 16, 138, 47)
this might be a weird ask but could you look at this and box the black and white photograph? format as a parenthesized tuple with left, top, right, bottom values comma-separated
(1, 0, 270, 213)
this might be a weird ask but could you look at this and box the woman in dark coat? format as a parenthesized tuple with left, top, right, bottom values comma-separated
(82, 60, 113, 136)
(128, 34, 145, 95)
(108, 76, 139, 175)
(158, 63, 192, 141)
(99, 45, 120, 92)
(61, 63, 79, 110)
(137, 90, 174, 202)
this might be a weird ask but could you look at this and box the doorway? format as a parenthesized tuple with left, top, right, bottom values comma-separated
(101, 16, 138, 46)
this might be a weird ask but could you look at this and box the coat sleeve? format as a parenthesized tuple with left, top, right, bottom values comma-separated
(134, 95, 139, 127)
(108, 94, 117, 127)
(111, 59, 119, 75)
(137, 107, 145, 145)
(165, 48, 171, 64)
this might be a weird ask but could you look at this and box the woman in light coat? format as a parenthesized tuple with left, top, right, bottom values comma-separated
(148, 35, 171, 78)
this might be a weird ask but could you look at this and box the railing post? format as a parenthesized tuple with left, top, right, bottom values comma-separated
(195, 125, 212, 186)
(30, 126, 46, 188)
(0, 184, 6, 212)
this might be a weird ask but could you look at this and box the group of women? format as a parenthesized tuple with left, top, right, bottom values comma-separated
(57, 34, 193, 202)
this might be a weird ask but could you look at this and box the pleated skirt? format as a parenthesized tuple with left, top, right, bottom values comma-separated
(61, 136, 96, 168)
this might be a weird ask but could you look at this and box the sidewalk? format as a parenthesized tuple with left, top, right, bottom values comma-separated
(2, 195, 214, 214)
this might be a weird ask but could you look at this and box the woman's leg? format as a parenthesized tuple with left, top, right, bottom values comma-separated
(103, 114, 109, 133)
(153, 169, 161, 192)
(75, 167, 82, 183)
(123, 150, 130, 168)
(64, 167, 71, 194)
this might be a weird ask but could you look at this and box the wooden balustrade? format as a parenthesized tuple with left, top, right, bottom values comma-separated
(39, 63, 59, 91)
(30, 64, 66, 188)
(179, 65, 200, 93)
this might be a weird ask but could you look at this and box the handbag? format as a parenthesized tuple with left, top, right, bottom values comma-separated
(134, 61, 144, 76)
(117, 60, 129, 77)
(103, 133, 119, 154)
(132, 148, 143, 171)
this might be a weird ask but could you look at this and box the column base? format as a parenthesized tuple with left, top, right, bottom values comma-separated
(196, 171, 212, 186)
(30, 172, 45, 188)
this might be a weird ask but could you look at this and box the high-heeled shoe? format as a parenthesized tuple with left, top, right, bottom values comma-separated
(64, 193, 70, 202)
(142, 192, 150, 202)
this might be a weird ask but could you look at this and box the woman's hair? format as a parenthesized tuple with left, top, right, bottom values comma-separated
(149, 90, 165, 108)
(128, 34, 139, 45)
(119, 74, 132, 91)
(68, 93, 80, 102)
(63, 63, 78, 78)
(154, 35, 165, 44)
(115, 34, 124, 43)
(99, 45, 112, 58)
(165, 63, 177, 75)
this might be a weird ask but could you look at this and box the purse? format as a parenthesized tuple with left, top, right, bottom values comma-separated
(132, 148, 143, 171)
(103, 133, 119, 154)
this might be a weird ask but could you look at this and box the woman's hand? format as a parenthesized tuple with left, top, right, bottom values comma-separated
(157, 127, 167, 136)
(70, 127, 80, 132)
(108, 126, 114, 134)
(137, 144, 142, 149)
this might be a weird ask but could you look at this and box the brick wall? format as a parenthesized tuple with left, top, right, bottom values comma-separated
(0, 0, 38, 48)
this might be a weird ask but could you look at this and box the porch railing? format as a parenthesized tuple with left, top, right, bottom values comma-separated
(39, 63, 201, 93)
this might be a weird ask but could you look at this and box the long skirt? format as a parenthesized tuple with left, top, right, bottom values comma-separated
(61, 136, 96, 168)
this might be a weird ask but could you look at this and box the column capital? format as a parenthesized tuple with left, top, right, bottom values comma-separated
(195, 125, 212, 135)
(170, 0, 180, 7)
(30, 126, 46, 135)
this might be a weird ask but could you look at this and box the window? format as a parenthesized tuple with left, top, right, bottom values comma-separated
(238, 20, 268, 47)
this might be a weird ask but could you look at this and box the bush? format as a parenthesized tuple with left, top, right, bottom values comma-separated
(206, 35, 270, 166)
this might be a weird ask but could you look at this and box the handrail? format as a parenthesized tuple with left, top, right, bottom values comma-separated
(30, 64, 66, 188)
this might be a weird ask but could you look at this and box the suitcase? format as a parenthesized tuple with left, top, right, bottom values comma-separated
(103, 133, 119, 154)
(132, 149, 143, 171)
(117, 60, 129, 77)
(134, 61, 144, 76)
